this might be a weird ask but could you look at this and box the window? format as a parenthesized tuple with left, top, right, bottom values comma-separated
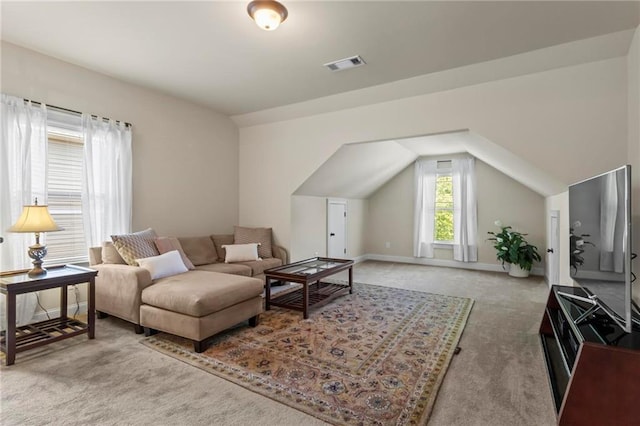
(44, 113, 88, 266)
(414, 156, 476, 262)
(434, 172, 454, 242)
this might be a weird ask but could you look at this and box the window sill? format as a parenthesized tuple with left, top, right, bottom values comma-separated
(434, 242, 453, 249)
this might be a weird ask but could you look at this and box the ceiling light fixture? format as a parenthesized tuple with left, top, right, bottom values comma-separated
(247, 0, 288, 31)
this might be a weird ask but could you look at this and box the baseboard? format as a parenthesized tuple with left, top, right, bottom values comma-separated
(32, 302, 88, 322)
(361, 254, 544, 276)
(351, 254, 369, 264)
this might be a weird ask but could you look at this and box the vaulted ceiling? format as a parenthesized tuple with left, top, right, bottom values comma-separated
(294, 131, 566, 199)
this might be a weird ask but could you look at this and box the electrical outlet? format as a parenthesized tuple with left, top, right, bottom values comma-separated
(385, 242, 391, 249)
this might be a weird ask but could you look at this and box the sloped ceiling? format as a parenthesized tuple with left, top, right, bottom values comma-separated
(293, 140, 417, 199)
(294, 131, 566, 199)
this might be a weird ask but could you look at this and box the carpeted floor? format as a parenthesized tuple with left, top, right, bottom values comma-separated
(0, 261, 557, 425)
(142, 282, 473, 425)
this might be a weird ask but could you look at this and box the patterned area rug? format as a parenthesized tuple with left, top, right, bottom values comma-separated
(141, 282, 473, 425)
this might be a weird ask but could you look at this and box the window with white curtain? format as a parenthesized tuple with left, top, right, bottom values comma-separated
(414, 156, 478, 262)
(40, 109, 88, 266)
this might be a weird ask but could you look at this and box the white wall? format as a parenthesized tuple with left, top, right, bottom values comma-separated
(239, 57, 628, 253)
(366, 158, 545, 268)
(2, 42, 240, 313)
(2, 42, 239, 237)
(290, 196, 368, 261)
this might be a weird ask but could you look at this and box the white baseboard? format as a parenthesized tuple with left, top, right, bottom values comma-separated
(351, 254, 369, 264)
(32, 302, 88, 322)
(360, 253, 544, 276)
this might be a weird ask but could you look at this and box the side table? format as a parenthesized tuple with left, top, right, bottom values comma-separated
(0, 265, 98, 365)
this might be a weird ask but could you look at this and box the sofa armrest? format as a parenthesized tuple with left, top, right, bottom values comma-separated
(272, 245, 288, 264)
(93, 264, 153, 325)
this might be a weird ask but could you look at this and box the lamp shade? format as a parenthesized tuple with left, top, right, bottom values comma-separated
(8, 204, 62, 233)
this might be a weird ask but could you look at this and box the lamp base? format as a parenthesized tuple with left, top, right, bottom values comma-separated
(28, 263, 47, 277)
(27, 243, 48, 277)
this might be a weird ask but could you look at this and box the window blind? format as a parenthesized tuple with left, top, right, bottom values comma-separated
(44, 132, 88, 265)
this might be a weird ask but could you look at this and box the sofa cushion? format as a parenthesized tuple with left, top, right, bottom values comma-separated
(101, 241, 126, 264)
(112, 228, 159, 266)
(234, 226, 272, 259)
(211, 234, 234, 262)
(195, 262, 252, 277)
(222, 243, 260, 263)
(155, 237, 195, 270)
(178, 236, 218, 266)
(142, 271, 263, 317)
(238, 257, 282, 276)
(137, 250, 189, 280)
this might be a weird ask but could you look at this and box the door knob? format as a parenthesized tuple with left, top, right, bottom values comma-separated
(547, 248, 554, 253)
(330, 233, 335, 237)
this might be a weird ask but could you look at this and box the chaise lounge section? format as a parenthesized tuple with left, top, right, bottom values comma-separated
(89, 229, 287, 350)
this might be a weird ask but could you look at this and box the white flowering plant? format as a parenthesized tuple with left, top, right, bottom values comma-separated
(487, 220, 542, 271)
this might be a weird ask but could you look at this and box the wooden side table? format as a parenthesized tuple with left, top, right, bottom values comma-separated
(0, 265, 98, 365)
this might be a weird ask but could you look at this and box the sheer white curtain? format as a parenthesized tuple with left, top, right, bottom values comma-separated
(599, 170, 624, 273)
(414, 159, 438, 258)
(0, 94, 47, 326)
(81, 115, 132, 247)
(452, 156, 478, 262)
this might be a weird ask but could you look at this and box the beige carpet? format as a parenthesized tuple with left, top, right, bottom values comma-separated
(142, 282, 473, 425)
(0, 261, 557, 425)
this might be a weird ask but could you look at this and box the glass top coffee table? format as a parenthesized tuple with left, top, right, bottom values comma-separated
(264, 257, 354, 319)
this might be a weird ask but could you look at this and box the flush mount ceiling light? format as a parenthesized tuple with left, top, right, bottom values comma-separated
(247, 0, 288, 31)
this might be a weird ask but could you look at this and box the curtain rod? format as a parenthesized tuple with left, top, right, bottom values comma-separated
(24, 98, 132, 128)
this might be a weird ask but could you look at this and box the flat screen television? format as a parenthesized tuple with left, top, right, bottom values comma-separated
(567, 165, 639, 333)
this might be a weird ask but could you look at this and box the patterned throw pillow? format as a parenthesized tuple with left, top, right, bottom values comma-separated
(234, 226, 272, 259)
(112, 228, 159, 266)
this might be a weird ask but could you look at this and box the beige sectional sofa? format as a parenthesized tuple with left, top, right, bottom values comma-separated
(89, 231, 287, 351)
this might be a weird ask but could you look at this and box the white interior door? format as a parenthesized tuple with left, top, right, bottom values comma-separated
(548, 210, 560, 286)
(327, 200, 347, 258)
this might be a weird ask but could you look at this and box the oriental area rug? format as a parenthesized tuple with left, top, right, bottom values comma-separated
(141, 282, 474, 425)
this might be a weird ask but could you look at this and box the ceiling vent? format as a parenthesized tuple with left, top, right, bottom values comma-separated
(323, 55, 366, 72)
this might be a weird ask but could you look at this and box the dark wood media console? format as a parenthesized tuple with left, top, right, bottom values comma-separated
(539, 285, 640, 424)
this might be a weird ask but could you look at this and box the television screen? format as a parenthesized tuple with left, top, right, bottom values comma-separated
(568, 165, 636, 333)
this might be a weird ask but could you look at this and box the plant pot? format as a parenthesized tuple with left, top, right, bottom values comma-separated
(508, 264, 530, 278)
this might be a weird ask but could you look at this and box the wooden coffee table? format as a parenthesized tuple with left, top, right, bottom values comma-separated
(264, 257, 353, 319)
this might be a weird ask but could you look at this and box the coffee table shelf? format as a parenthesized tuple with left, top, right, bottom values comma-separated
(268, 281, 350, 312)
(264, 257, 353, 319)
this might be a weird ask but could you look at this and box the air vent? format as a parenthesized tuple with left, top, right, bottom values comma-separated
(323, 55, 366, 72)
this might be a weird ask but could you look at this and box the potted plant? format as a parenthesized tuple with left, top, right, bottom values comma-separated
(569, 221, 593, 276)
(487, 221, 542, 277)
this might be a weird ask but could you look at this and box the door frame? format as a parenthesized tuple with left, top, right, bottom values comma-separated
(548, 209, 560, 286)
(327, 198, 347, 258)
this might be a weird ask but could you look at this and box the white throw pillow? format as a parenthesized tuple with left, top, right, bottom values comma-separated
(221, 243, 262, 263)
(136, 250, 188, 280)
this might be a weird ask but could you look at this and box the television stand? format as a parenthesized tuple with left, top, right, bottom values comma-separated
(539, 285, 640, 424)
(556, 288, 610, 327)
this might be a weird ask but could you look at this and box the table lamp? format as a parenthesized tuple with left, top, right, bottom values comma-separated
(8, 198, 62, 276)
